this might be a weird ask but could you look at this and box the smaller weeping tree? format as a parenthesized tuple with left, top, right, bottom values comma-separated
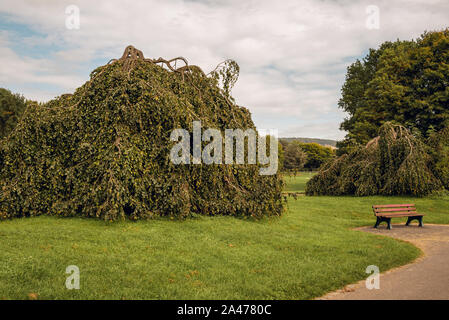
(428, 124, 449, 190)
(306, 122, 442, 196)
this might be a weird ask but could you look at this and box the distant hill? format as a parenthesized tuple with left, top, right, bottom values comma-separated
(280, 137, 337, 148)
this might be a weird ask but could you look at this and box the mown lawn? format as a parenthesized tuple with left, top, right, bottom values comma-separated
(1, 174, 448, 299)
(283, 172, 315, 193)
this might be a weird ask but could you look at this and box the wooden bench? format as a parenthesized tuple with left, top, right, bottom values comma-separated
(372, 204, 424, 230)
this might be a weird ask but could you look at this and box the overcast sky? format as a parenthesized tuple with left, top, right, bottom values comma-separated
(1, 0, 448, 140)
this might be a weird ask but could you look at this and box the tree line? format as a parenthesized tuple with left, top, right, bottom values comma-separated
(279, 139, 335, 172)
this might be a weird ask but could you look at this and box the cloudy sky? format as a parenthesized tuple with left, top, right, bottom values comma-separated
(0, 0, 448, 140)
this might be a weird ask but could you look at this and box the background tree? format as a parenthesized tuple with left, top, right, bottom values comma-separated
(0, 88, 26, 139)
(338, 29, 449, 154)
(283, 141, 307, 171)
(277, 139, 284, 171)
(299, 142, 335, 170)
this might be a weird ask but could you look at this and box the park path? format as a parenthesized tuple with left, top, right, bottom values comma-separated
(319, 224, 449, 300)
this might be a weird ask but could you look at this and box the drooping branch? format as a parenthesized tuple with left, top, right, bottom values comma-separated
(208, 59, 239, 97)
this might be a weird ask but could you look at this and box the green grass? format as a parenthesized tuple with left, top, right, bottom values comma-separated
(1, 174, 449, 299)
(283, 171, 315, 192)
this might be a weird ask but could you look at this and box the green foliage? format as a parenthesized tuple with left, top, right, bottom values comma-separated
(0, 49, 284, 221)
(338, 29, 449, 153)
(298, 142, 335, 169)
(0, 88, 26, 139)
(283, 141, 307, 171)
(428, 124, 449, 189)
(306, 122, 442, 196)
(209, 59, 240, 99)
(280, 140, 335, 170)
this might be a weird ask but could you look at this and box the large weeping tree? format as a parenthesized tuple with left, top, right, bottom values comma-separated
(0, 46, 284, 221)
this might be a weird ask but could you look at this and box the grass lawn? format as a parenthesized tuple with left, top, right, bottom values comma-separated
(1, 174, 449, 299)
(283, 172, 315, 193)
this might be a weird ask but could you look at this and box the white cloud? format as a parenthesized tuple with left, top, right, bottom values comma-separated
(0, 0, 448, 139)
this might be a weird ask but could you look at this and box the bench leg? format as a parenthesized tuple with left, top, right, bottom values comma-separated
(406, 217, 412, 226)
(418, 216, 423, 227)
(374, 217, 381, 228)
(406, 216, 424, 227)
(374, 217, 391, 229)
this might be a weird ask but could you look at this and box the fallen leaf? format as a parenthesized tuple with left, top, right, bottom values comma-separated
(28, 293, 38, 300)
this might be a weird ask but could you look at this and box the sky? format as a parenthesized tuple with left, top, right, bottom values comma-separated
(0, 0, 448, 140)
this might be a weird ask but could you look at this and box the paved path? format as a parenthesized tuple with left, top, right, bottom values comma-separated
(319, 224, 449, 300)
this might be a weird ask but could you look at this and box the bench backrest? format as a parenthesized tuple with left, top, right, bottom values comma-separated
(372, 204, 417, 217)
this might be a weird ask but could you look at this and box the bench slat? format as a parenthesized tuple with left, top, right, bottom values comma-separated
(382, 213, 424, 218)
(373, 204, 415, 208)
(376, 211, 422, 217)
(377, 210, 418, 214)
(375, 207, 416, 213)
